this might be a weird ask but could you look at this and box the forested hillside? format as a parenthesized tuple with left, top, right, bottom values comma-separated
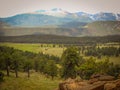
(0, 35, 120, 45)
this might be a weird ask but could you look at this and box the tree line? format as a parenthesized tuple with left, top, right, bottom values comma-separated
(0, 46, 59, 80)
(85, 46, 120, 58)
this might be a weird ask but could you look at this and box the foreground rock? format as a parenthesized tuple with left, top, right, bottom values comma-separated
(104, 79, 120, 90)
(58, 74, 120, 90)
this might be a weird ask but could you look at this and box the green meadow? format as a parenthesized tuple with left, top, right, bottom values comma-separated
(0, 43, 64, 57)
(0, 72, 61, 90)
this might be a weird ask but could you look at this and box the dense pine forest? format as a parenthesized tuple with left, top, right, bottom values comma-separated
(0, 35, 120, 45)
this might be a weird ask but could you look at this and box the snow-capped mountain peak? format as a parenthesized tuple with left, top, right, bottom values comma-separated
(51, 8, 62, 12)
(36, 10, 46, 13)
(27, 8, 120, 21)
(33, 8, 69, 17)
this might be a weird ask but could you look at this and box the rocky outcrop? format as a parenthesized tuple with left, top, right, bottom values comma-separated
(104, 79, 120, 90)
(88, 74, 115, 84)
(58, 74, 120, 90)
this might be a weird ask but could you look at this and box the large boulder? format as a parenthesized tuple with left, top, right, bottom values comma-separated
(58, 75, 119, 90)
(88, 78, 99, 84)
(59, 79, 105, 90)
(89, 74, 114, 84)
(90, 74, 114, 82)
(104, 79, 120, 90)
(81, 81, 105, 90)
(104, 83, 116, 90)
(98, 75, 114, 81)
(90, 74, 101, 79)
(59, 79, 88, 90)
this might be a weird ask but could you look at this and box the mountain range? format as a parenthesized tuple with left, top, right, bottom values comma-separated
(0, 8, 120, 37)
(35, 8, 120, 21)
(0, 8, 120, 27)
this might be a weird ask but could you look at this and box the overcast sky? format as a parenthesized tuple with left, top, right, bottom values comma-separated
(0, 0, 120, 17)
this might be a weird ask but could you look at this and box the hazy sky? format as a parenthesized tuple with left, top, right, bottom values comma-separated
(0, 0, 120, 17)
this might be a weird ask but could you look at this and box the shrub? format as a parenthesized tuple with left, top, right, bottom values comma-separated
(0, 72, 4, 82)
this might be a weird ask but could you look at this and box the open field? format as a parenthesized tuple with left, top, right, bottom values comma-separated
(0, 71, 61, 90)
(0, 43, 64, 57)
(0, 42, 120, 64)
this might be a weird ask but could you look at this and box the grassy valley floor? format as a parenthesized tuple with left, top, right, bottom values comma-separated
(0, 71, 61, 90)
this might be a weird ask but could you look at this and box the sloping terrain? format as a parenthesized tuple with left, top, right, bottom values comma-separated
(0, 21, 120, 37)
(85, 21, 120, 36)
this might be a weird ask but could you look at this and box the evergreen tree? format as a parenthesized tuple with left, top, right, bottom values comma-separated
(11, 52, 23, 78)
(61, 47, 80, 79)
(45, 60, 58, 80)
(24, 59, 33, 78)
(4, 53, 12, 77)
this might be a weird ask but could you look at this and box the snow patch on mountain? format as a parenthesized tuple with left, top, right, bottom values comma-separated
(29, 8, 120, 21)
(34, 8, 70, 17)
